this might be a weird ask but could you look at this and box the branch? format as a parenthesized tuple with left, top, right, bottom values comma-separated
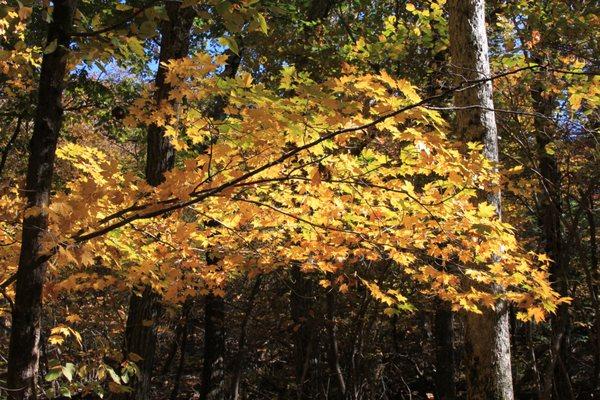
(70, 2, 160, 38)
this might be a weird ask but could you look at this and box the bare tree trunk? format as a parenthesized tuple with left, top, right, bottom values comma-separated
(0, 113, 24, 179)
(326, 286, 346, 399)
(289, 265, 316, 400)
(529, 67, 574, 400)
(448, 1, 514, 399)
(170, 301, 192, 400)
(434, 300, 456, 400)
(200, 293, 226, 400)
(231, 277, 262, 400)
(584, 190, 600, 388)
(123, 3, 195, 399)
(6, 1, 77, 398)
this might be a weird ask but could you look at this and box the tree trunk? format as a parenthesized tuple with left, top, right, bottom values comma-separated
(200, 293, 226, 400)
(326, 286, 346, 399)
(6, 1, 78, 398)
(231, 277, 262, 400)
(289, 265, 318, 400)
(434, 300, 456, 400)
(448, 1, 514, 399)
(530, 67, 573, 400)
(584, 190, 600, 388)
(123, 3, 195, 399)
(170, 301, 192, 400)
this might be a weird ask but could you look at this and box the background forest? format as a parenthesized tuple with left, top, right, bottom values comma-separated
(0, 0, 598, 399)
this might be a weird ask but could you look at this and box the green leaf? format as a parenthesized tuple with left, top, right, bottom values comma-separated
(126, 38, 145, 57)
(45, 367, 63, 382)
(254, 13, 268, 35)
(139, 20, 156, 37)
(44, 39, 58, 54)
(105, 365, 121, 384)
(59, 386, 72, 398)
(545, 142, 556, 155)
(218, 36, 239, 55)
(62, 363, 76, 382)
(116, 3, 132, 11)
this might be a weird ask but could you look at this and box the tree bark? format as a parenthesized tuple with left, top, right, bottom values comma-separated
(170, 301, 192, 400)
(6, 1, 78, 398)
(289, 265, 317, 400)
(231, 277, 262, 400)
(584, 190, 600, 388)
(123, 3, 195, 399)
(434, 300, 456, 400)
(448, 1, 514, 399)
(0, 113, 24, 179)
(326, 286, 346, 399)
(530, 66, 573, 400)
(200, 293, 226, 400)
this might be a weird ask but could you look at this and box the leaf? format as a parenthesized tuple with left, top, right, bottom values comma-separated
(59, 386, 72, 398)
(62, 363, 76, 382)
(218, 36, 239, 56)
(139, 20, 156, 37)
(18, 3, 32, 20)
(544, 142, 556, 155)
(45, 367, 63, 382)
(108, 381, 131, 393)
(254, 13, 268, 35)
(127, 352, 143, 363)
(44, 39, 58, 54)
(310, 167, 321, 186)
(126, 37, 145, 57)
(105, 365, 121, 384)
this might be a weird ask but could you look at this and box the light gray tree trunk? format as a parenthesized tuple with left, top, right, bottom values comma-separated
(448, 1, 514, 399)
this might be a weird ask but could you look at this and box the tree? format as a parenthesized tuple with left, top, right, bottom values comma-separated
(6, 1, 78, 398)
(121, 3, 195, 399)
(448, 0, 514, 399)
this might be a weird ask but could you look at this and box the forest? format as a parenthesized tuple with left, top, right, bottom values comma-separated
(0, 0, 598, 399)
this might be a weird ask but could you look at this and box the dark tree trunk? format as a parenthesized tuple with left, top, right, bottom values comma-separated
(584, 190, 600, 389)
(170, 301, 192, 400)
(123, 3, 195, 399)
(427, 22, 457, 399)
(0, 113, 24, 179)
(231, 277, 262, 400)
(448, 1, 514, 399)
(289, 265, 317, 400)
(434, 300, 456, 400)
(6, 1, 78, 398)
(530, 68, 573, 400)
(200, 294, 226, 400)
(326, 286, 346, 399)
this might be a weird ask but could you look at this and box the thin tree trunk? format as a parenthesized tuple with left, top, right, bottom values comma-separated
(170, 302, 192, 400)
(289, 265, 316, 400)
(231, 277, 262, 400)
(326, 286, 346, 399)
(530, 67, 573, 400)
(434, 300, 456, 400)
(123, 3, 195, 399)
(197, 46, 241, 400)
(584, 191, 600, 387)
(200, 293, 226, 400)
(0, 113, 24, 179)
(6, 1, 77, 398)
(531, 67, 572, 400)
(448, 1, 514, 399)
